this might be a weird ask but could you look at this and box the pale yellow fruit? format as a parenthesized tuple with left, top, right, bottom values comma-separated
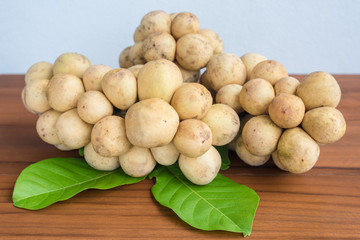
(83, 64, 112, 92)
(274, 76, 300, 95)
(179, 146, 221, 185)
(175, 62, 200, 83)
(215, 84, 243, 113)
(91, 116, 131, 157)
(268, 93, 305, 128)
(235, 137, 270, 166)
(23, 78, 51, 114)
(240, 53, 267, 81)
(25, 61, 53, 85)
(119, 146, 157, 177)
(125, 98, 179, 148)
(206, 53, 246, 91)
(127, 64, 143, 78)
(119, 46, 133, 68)
(302, 107, 346, 144)
(271, 150, 287, 171)
(102, 68, 137, 110)
(199, 29, 224, 56)
(201, 104, 240, 146)
(176, 33, 213, 70)
(143, 32, 176, 62)
(137, 59, 182, 103)
(151, 142, 179, 166)
(129, 41, 146, 65)
(250, 60, 288, 85)
(84, 143, 119, 171)
(171, 83, 212, 120)
(242, 115, 282, 156)
(133, 26, 145, 43)
(239, 78, 275, 115)
(296, 71, 341, 110)
(36, 109, 62, 145)
(77, 91, 113, 124)
(278, 127, 320, 174)
(171, 12, 200, 39)
(47, 73, 84, 112)
(53, 52, 91, 78)
(173, 119, 212, 158)
(55, 109, 92, 149)
(140, 10, 171, 38)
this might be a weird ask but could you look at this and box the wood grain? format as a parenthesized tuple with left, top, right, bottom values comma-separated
(0, 75, 359, 239)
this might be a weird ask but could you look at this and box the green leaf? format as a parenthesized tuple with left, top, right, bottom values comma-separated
(13, 157, 145, 210)
(78, 147, 84, 157)
(151, 165, 259, 237)
(215, 145, 230, 170)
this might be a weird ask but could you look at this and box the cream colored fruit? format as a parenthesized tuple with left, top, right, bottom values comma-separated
(274, 76, 300, 95)
(125, 98, 179, 148)
(171, 83, 212, 120)
(250, 60, 288, 85)
(169, 12, 178, 21)
(179, 146, 221, 185)
(55, 109, 92, 149)
(139, 10, 171, 38)
(240, 53, 267, 81)
(302, 107, 346, 144)
(119, 46, 133, 68)
(151, 142, 179, 166)
(137, 59, 183, 103)
(228, 114, 253, 151)
(83, 64, 112, 92)
(143, 32, 176, 62)
(84, 143, 119, 171)
(278, 127, 320, 174)
(101, 68, 137, 110)
(235, 136, 270, 166)
(77, 91, 113, 124)
(176, 33, 213, 70)
(25, 61, 53, 85)
(129, 41, 146, 65)
(199, 29, 224, 56)
(173, 119, 212, 158)
(133, 26, 145, 43)
(239, 78, 275, 115)
(200, 71, 216, 95)
(54, 143, 74, 151)
(47, 73, 85, 112)
(206, 53, 246, 91)
(268, 93, 305, 128)
(53, 52, 91, 78)
(23, 78, 51, 114)
(175, 62, 200, 83)
(171, 12, 200, 39)
(242, 115, 282, 156)
(119, 146, 157, 177)
(36, 109, 62, 145)
(91, 116, 131, 157)
(201, 104, 240, 146)
(215, 84, 243, 113)
(296, 71, 341, 110)
(127, 64, 143, 78)
(271, 150, 287, 171)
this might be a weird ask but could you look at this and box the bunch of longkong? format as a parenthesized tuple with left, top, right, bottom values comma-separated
(22, 10, 346, 185)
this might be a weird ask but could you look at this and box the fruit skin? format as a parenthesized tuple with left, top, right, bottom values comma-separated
(235, 136, 270, 166)
(171, 12, 200, 40)
(143, 32, 176, 62)
(274, 76, 300, 95)
(176, 33, 213, 71)
(173, 119, 213, 158)
(23, 78, 51, 114)
(36, 109, 62, 145)
(25, 61, 53, 85)
(83, 64, 112, 92)
(242, 115, 282, 156)
(215, 84, 244, 114)
(179, 146, 221, 185)
(239, 78, 275, 115)
(84, 143, 119, 171)
(137, 59, 183, 103)
(240, 53, 267, 81)
(125, 98, 179, 148)
(53, 52, 91, 78)
(199, 29, 224, 56)
(302, 107, 346, 144)
(206, 53, 246, 91)
(268, 93, 305, 128)
(201, 104, 240, 146)
(277, 127, 320, 174)
(296, 71, 341, 111)
(250, 60, 288, 85)
(119, 146, 157, 177)
(77, 91, 113, 124)
(151, 142, 179, 166)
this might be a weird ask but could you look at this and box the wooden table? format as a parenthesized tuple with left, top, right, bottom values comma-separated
(0, 75, 359, 239)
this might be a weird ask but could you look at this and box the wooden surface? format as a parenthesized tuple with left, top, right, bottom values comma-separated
(0, 74, 359, 239)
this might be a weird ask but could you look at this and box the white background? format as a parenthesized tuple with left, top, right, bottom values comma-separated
(1, 0, 359, 74)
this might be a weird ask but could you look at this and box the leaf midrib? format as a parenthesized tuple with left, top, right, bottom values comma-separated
(14, 169, 120, 204)
(167, 167, 242, 232)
